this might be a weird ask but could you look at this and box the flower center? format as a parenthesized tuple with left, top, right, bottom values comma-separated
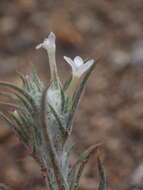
(74, 56, 84, 68)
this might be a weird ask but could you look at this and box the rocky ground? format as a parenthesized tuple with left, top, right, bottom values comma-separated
(0, 0, 143, 190)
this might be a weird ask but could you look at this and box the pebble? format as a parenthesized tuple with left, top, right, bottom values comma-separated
(109, 50, 131, 71)
(131, 41, 143, 65)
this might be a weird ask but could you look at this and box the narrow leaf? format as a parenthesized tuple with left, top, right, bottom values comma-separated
(48, 103, 67, 138)
(11, 113, 30, 142)
(0, 91, 33, 114)
(31, 66, 44, 92)
(0, 101, 24, 111)
(0, 91, 16, 100)
(0, 82, 37, 111)
(62, 140, 74, 177)
(69, 144, 101, 190)
(0, 111, 30, 147)
(63, 75, 72, 91)
(97, 156, 107, 190)
(0, 111, 16, 128)
(60, 86, 65, 112)
(17, 72, 31, 91)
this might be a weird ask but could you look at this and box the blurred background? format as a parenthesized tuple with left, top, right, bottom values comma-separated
(0, 0, 143, 190)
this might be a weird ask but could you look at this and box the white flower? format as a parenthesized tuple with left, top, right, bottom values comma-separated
(36, 32, 58, 81)
(64, 56, 94, 77)
(63, 56, 94, 97)
(36, 32, 56, 53)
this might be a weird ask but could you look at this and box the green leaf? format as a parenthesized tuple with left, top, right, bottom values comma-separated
(15, 110, 30, 129)
(66, 59, 99, 132)
(0, 91, 33, 115)
(0, 102, 23, 111)
(68, 144, 101, 190)
(97, 156, 107, 190)
(17, 72, 31, 91)
(63, 75, 72, 91)
(31, 66, 44, 92)
(0, 111, 16, 128)
(0, 82, 37, 112)
(62, 140, 74, 178)
(60, 86, 65, 112)
(11, 112, 30, 142)
(15, 93, 33, 113)
(16, 105, 41, 150)
(48, 103, 67, 138)
(0, 91, 16, 100)
(0, 111, 30, 146)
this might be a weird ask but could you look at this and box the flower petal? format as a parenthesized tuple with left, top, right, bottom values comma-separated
(48, 32, 56, 44)
(74, 56, 84, 67)
(64, 56, 76, 72)
(35, 32, 56, 51)
(36, 32, 59, 81)
(47, 32, 56, 50)
(76, 59, 94, 77)
(35, 43, 43, 50)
